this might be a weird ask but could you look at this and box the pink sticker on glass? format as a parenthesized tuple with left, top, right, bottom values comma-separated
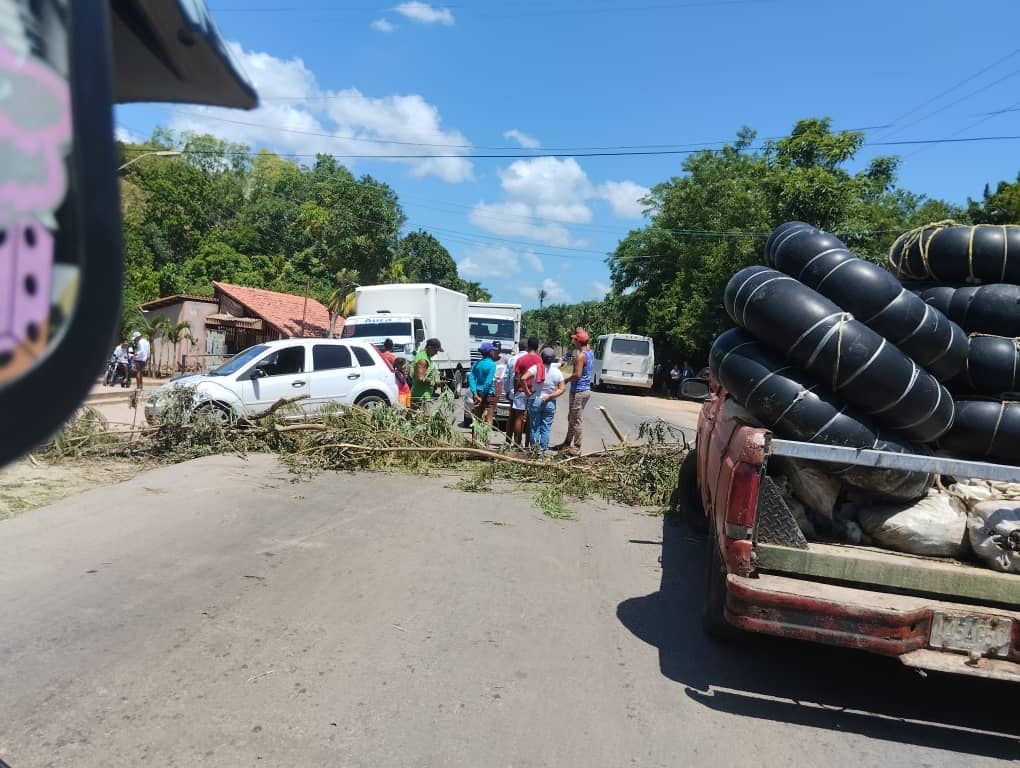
(0, 38, 71, 381)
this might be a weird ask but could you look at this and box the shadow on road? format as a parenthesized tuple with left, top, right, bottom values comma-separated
(617, 517, 1020, 760)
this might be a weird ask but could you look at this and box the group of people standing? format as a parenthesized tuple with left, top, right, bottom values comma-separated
(374, 327, 597, 453)
(466, 328, 595, 454)
(108, 331, 150, 389)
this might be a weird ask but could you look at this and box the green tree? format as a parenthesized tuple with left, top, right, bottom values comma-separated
(326, 268, 361, 338)
(458, 280, 492, 302)
(523, 299, 625, 348)
(609, 117, 959, 357)
(298, 157, 404, 284)
(968, 173, 1020, 224)
(180, 239, 258, 293)
(398, 230, 460, 288)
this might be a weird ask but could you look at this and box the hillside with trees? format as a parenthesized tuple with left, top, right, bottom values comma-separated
(117, 129, 490, 330)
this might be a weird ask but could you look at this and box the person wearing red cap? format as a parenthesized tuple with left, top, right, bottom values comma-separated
(553, 328, 594, 453)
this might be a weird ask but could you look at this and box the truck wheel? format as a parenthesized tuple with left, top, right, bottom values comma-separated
(703, 527, 737, 640)
(677, 449, 707, 534)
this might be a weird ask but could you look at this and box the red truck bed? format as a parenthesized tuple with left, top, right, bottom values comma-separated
(686, 384, 1020, 683)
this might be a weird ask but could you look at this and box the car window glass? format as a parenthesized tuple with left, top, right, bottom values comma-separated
(313, 344, 353, 371)
(254, 345, 305, 376)
(352, 347, 375, 367)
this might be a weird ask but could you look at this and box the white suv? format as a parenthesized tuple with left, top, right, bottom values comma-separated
(146, 339, 398, 424)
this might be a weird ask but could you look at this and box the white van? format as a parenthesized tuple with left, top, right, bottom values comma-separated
(593, 333, 654, 391)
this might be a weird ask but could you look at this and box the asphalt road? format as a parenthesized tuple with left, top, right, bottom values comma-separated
(1, 395, 1018, 766)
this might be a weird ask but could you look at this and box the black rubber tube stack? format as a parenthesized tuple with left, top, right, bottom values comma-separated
(953, 335, 1020, 396)
(885, 223, 1020, 461)
(710, 329, 933, 499)
(889, 224, 1020, 284)
(940, 400, 1020, 464)
(917, 283, 1020, 338)
(724, 265, 955, 444)
(765, 221, 967, 382)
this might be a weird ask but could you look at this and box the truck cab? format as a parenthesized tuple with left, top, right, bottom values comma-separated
(681, 383, 1020, 683)
(341, 314, 423, 359)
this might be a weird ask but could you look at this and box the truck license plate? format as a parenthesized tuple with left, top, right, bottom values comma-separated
(622, 372, 633, 377)
(929, 613, 1011, 658)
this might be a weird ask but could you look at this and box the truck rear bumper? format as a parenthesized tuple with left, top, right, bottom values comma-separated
(726, 573, 1020, 683)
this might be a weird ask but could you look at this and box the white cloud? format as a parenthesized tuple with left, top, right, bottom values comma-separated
(115, 126, 141, 144)
(458, 244, 518, 280)
(470, 155, 647, 246)
(597, 180, 649, 219)
(499, 156, 590, 206)
(521, 250, 544, 272)
(395, 2, 454, 25)
(519, 278, 569, 303)
(370, 18, 396, 31)
(168, 41, 473, 183)
(503, 128, 540, 149)
(457, 243, 545, 281)
(469, 202, 577, 247)
(590, 281, 610, 298)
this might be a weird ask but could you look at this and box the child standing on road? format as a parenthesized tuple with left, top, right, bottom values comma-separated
(393, 357, 412, 409)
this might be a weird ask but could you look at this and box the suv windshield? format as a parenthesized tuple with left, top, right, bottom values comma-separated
(342, 321, 412, 338)
(469, 318, 516, 340)
(208, 345, 268, 376)
(610, 338, 650, 356)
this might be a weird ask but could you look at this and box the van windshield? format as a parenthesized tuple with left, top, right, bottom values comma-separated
(208, 345, 268, 376)
(610, 338, 650, 356)
(342, 321, 413, 338)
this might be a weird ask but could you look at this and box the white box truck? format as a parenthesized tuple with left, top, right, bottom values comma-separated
(468, 302, 522, 362)
(342, 284, 471, 393)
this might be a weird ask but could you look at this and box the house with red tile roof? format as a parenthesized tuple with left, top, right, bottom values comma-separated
(140, 283, 342, 373)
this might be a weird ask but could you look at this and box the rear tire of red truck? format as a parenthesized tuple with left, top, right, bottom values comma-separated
(703, 527, 738, 640)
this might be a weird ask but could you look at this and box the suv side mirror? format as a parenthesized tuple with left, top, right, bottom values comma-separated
(0, 1, 256, 466)
(249, 368, 267, 380)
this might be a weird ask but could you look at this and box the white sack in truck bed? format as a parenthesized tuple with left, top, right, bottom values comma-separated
(856, 490, 968, 557)
(949, 479, 1020, 573)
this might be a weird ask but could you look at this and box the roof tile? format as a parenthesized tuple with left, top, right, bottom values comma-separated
(213, 282, 342, 337)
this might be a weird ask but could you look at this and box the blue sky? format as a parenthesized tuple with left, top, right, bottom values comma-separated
(117, 0, 1020, 309)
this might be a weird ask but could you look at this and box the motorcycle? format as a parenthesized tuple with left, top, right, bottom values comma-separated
(104, 354, 133, 387)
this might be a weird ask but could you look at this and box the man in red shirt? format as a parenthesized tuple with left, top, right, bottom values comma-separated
(510, 337, 545, 447)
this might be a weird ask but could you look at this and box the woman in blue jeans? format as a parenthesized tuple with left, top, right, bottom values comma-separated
(530, 347, 567, 451)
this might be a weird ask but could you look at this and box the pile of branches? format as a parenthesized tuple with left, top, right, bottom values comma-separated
(38, 389, 687, 515)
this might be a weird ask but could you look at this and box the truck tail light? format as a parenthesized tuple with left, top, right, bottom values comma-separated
(726, 462, 761, 530)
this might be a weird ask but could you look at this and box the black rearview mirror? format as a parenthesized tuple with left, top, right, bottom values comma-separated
(0, 0, 256, 466)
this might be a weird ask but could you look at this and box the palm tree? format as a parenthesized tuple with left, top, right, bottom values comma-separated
(326, 268, 360, 338)
(538, 288, 548, 308)
(164, 320, 194, 374)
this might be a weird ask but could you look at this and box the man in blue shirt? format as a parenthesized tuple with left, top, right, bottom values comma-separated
(468, 341, 499, 425)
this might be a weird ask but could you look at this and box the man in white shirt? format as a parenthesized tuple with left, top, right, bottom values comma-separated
(531, 347, 566, 451)
(132, 331, 150, 389)
(112, 339, 132, 387)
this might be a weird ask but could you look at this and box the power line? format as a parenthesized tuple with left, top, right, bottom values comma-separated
(874, 46, 1020, 140)
(169, 108, 730, 151)
(119, 132, 1020, 161)
(209, 0, 770, 15)
(879, 63, 1020, 141)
